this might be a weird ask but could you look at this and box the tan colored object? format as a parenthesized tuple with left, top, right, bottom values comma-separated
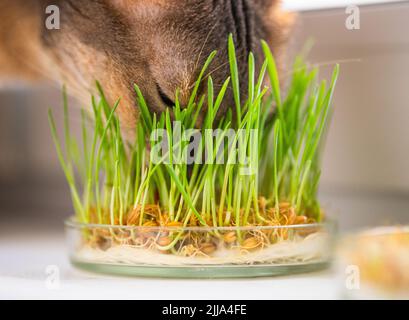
(342, 226, 409, 294)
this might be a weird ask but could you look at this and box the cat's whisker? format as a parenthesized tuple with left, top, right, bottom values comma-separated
(192, 24, 218, 83)
(283, 58, 361, 78)
(212, 83, 232, 90)
(188, 53, 247, 91)
(204, 53, 247, 79)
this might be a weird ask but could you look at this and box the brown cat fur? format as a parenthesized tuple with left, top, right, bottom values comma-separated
(0, 0, 294, 129)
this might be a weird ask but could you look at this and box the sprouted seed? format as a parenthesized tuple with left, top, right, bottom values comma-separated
(50, 36, 338, 257)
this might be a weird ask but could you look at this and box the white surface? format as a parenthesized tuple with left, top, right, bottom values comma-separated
(2, 0, 408, 301)
(0, 229, 341, 300)
(1, 190, 407, 300)
(283, 0, 407, 11)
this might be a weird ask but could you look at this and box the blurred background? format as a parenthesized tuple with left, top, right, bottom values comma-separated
(1, 0, 408, 235)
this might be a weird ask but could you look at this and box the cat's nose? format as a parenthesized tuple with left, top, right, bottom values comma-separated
(157, 86, 175, 107)
(177, 87, 191, 107)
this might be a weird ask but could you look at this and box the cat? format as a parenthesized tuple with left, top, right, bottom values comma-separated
(0, 0, 293, 130)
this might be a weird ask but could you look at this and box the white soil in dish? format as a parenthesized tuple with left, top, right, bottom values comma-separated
(75, 232, 330, 266)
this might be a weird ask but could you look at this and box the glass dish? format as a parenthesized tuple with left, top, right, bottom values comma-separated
(65, 218, 336, 278)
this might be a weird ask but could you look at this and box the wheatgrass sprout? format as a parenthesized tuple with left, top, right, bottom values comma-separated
(49, 36, 338, 240)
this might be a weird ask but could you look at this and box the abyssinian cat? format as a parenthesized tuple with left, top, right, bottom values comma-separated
(0, 0, 293, 129)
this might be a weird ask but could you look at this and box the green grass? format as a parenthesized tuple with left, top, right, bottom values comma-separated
(49, 36, 338, 228)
